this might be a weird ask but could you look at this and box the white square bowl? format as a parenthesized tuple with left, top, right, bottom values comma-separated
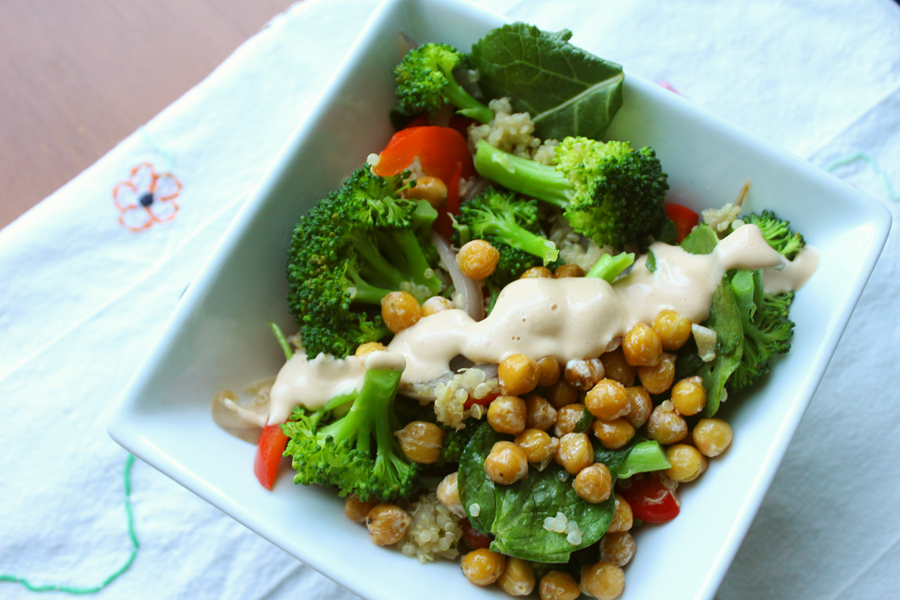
(108, 0, 891, 598)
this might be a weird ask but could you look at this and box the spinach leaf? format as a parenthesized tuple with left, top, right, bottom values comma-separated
(468, 23, 624, 141)
(573, 406, 594, 433)
(680, 224, 719, 255)
(646, 249, 657, 273)
(457, 421, 499, 532)
(653, 217, 679, 245)
(594, 438, 669, 479)
(458, 422, 614, 562)
(699, 276, 744, 416)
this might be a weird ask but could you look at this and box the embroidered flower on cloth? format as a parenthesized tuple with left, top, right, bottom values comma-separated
(113, 163, 182, 232)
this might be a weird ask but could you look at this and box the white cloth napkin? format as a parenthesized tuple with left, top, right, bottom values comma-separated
(1, 0, 899, 598)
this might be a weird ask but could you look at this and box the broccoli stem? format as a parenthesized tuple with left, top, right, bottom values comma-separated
(586, 252, 635, 282)
(485, 220, 560, 265)
(346, 264, 395, 305)
(441, 74, 493, 124)
(375, 229, 442, 295)
(474, 141, 571, 206)
(318, 368, 403, 457)
(268, 322, 293, 361)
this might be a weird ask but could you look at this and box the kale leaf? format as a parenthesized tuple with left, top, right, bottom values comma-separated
(468, 23, 624, 141)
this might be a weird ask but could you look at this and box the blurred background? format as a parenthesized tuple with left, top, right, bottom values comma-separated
(0, 0, 294, 230)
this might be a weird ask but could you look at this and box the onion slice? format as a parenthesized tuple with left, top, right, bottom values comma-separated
(432, 231, 484, 321)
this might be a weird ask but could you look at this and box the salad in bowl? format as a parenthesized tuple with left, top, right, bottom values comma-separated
(211, 21, 819, 600)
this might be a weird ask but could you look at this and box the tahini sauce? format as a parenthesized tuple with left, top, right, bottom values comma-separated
(388, 224, 786, 383)
(268, 224, 815, 417)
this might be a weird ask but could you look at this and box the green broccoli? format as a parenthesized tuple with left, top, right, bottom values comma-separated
(437, 424, 478, 466)
(394, 43, 493, 124)
(287, 165, 442, 358)
(742, 210, 805, 260)
(473, 138, 669, 248)
(281, 361, 421, 502)
(454, 187, 559, 266)
(585, 252, 635, 282)
(727, 270, 795, 392)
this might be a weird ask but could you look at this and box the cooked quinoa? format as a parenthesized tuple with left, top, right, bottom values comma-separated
(467, 98, 559, 164)
(400, 492, 463, 563)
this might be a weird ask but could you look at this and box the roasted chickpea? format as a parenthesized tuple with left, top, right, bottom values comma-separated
(556, 433, 593, 475)
(666, 443, 708, 482)
(546, 379, 579, 409)
(539, 571, 580, 600)
(485, 441, 529, 485)
(622, 322, 662, 367)
(671, 376, 707, 416)
(457, 239, 500, 280)
(623, 386, 652, 428)
(585, 379, 630, 421)
(395, 421, 444, 464)
(653, 309, 692, 351)
(366, 503, 411, 546)
(536, 356, 563, 387)
(520, 266, 553, 279)
(638, 352, 676, 394)
(525, 394, 558, 430)
(600, 532, 636, 567)
(499, 354, 540, 396)
(606, 494, 633, 533)
(421, 295, 455, 316)
(554, 403, 587, 437)
(355, 341, 387, 357)
(488, 395, 527, 434)
(437, 472, 465, 518)
(461, 548, 506, 586)
(591, 419, 635, 450)
(564, 358, 605, 391)
(647, 403, 688, 445)
(381, 291, 422, 333)
(553, 264, 584, 278)
(406, 175, 447, 207)
(692, 418, 733, 457)
(344, 494, 378, 523)
(498, 557, 536, 596)
(580, 561, 625, 600)
(601, 349, 636, 387)
(573, 463, 613, 504)
(515, 429, 555, 463)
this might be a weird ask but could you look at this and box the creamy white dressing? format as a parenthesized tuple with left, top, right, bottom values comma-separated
(763, 247, 820, 294)
(264, 224, 818, 418)
(389, 224, 789, 383)
(268, 353, 366, 424)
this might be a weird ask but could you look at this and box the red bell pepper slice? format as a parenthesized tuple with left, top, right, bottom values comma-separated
(665, 202, 700, 243)
(373, 126, 474, 185)
(616, 472, 680, 523)
(254, 424, 288, 490)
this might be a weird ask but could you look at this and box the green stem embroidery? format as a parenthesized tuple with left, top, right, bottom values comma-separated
(825, 151, 899, 202)
(0, 454, 140, 594)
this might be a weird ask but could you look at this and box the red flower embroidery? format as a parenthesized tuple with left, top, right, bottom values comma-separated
(113, 163, 182, 232)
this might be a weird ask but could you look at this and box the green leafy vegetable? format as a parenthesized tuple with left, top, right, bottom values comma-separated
(698, 278, 744, 416)
(573, 407, 594, 434)
(680, 224, 719, 255)
(468, 23, 624, 141)
(646, 249, 657, 273)
(458, 422, 614, 563)
(594, 438, 670, 479)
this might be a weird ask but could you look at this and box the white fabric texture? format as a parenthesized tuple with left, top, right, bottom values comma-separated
(1, 0, 898, 598)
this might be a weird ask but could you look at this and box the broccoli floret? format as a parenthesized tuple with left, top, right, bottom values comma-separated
(287, 165, 443, 358)
(454, 187, 559, 265)
(727, 270, 795, 392)
(473, 138, 669, 248)
(281, 361, 421, 502)
(438, 424, 478, 466)
(394, 43, 493, 124)
(742, 210, 805, 260)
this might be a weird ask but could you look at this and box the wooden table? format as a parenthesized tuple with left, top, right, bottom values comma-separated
(0, 0, 296, 231)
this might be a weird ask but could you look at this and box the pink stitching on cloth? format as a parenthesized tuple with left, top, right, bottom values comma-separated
(113, 163, 182, 232)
